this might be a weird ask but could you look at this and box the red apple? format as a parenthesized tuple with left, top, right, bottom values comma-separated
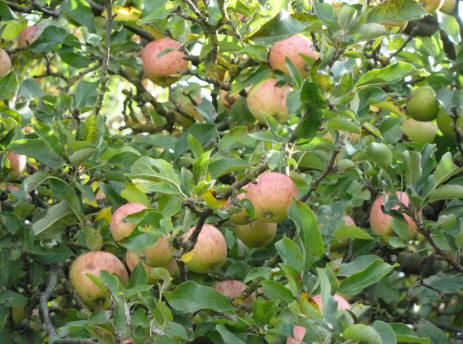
(125, 251, 178, 282)
(235, 220, 277, 248)
(182, 224, 227, 274)
(69, 251, 129, 310)
(369, 192, 417, 237)
(18, 25, 42, 47)
(110, 203, 147, 242)
(286, 325, 306, 344)
(141, 38, 188, 80)
(6, 152, 27, 178)
(269, 34, 318, 75)
(312, 293, 351, 312)
(0, 49, 11, 78)
(246, 78, 292, 124)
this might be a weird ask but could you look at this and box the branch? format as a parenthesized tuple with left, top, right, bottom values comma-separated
(299, 133, 344, 202)
(5, 1, 59, 17)
(53, 339, 98, 344)
(40, 266, 59, 337)
(451, 108, 463, 165)
(384, 35, 413, 66)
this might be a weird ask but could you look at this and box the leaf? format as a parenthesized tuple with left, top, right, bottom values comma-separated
(8, 139, 63, 168)
(403, 151, 422, 185)
(433, 152, 461, 186)
(288, 201, 324, 268)
(74, 80, 100, 108)
(208, 158, 249, 178)
(327, 117, 361, 133)
(338, 255, 382, 276)
(391, 323, 430, 344)
(367, 142, 393, 169)
(275, 238, 304, 272)
(250, 10, 308, 44)
(339, 259, 395, 295)
(61, 0, 95, 32)
(164, 281, 232, 313)
(0, 71, 18, 100)
(127, 263, 148, 289)
(416, 320, 448, 344)
(193, 149, 212, 183)
(423, 273, 463, 293)
(367, 0, 427, 23)
(21, 171, 64, 194)
(344, 324, 382, 344)
(252, 297, 280, 326)
(216, 325, 247, 344)
(427, 185, 463, 201)
(334, 226, 373, 240)
(32, 201, 73, 235)
(30, 26, 67, 52)
(18, 78, 46, 99)
(174, 124, 217, 158)
(373, 320, 397, 344)
(0, 290, 28, 307)
(357, 62, 415, 86)
(261, 281, 295, 304)
(301, 81, 326, 107)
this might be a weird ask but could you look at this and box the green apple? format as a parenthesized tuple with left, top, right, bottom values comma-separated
(402, 118, 438, 143)
(235, 220, 277, 248)
(436, 108, 463, 138)
(406, 87, 439, 121)
(440, 0, 456, 13)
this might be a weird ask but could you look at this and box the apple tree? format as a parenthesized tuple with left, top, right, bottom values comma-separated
(0, 0, 463, 343)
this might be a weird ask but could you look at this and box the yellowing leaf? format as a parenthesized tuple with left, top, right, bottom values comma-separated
(96, 207, 112, 225)
(83, 197, 98, 207)
(181, 251, 194, 263)
(201, 190, 227, 209)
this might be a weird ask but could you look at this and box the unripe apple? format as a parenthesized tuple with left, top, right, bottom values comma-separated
(18, 25, 42, 47)
(383, 21, 408, 32)
(0, 49, 11, 78)
(6, 152, 27, 178)
(312, 293, 351, 312)
(419, 0, 444, 13)
(125, 251, 178, 282)
(436, 108, 463, 138)
(110, 203, 147, 242)
(402, 118, 438, 143)
(440, 0, 456, 13)
(369, 192, 417, 237)
(182, 224, 227, 274)
(141, 38, 188, 80)
(235, 220, 277, 248)
(69, 251, 129, 310)
(406, 87, 439, 122)
(246, 78, 292, 124)
(232, 172, 298, 223)
(268, 34, 318, 75)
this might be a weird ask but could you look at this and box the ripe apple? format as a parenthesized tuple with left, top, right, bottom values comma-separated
(125, 251, 178, 282)
(419, 0, 444, 13)
(286, 325, 306, 344)
(312, 293, 351, 312)
(246, 78, 292, 124)
(343, 215, 355, 226)
(231, 172, 298, 223)
(406, 87, 439, 122)
(69, 251, 129, 310)
(268, 34, 318, 75)
(0, 49, 11, 78)
(213, 280, 254, 305)
(436, 108, 463, 138)
(6, 152, 27, 178)
(235, 220, 277, 248)
(182, 224, 227, 274)
(18, 25, 42, 47)
(402, 118, 438, 143)
(369, 192, 417, 237)
(440, 0, 456, 13)
(141, 38, 188, 80)
(110, 203, 147, 242)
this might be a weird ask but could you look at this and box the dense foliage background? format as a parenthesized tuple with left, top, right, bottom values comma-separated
(0, 0, 463, 343)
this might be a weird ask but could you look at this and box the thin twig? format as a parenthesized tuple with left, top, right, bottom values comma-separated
(451, 108, 463, 165)
(53, 339, 98, 344)
(5, 1, 59, 17)
(40, 267, 59, 337)
(384, 35, 413, 66)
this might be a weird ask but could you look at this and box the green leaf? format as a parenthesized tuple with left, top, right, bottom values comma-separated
(174, 124, 217, 158)
(74, 80, 100, 108)
(433, 152, 461, 186)
(32, 201, 72, 235)
(339, 259, 394, 295)
(416, 320, 448, 344)
(288, 201, 324, 268)
(301, 81, 326, 107)
(338, 255, 382, 276)
(193, 149, 212, 184)
(164, 281, 232, 313)
(30, 26, 67, 52)
(327, 117, 361, 133)
(391, 323, 430, 344)
(18, 78, 46, 99)
(373, 320, 397, 344)
(344, 324, 382, 344)
(21, 171, 64, 194)
(367, 142, 393, 169)
(334, 226, 373, 240)
(8, 139, 64, 168)
(0, 290, 28, 307)
(0, 71, 18, 100)
(275, 238, 304, 272)
(367, 0, 427, 23)
(403, 151, 422, 185)
(208, 158, 249, 178)
(249, 10, 308, 44)
(252, 297, 280, 326)
(113, 301, 128, 336)
(61, 0, 95, 32)
(427, 184, 463, 201)
(187, 133, 203, 158)
(261, 281, 295, 304)
(423, 273, 463, 293)
(439, 13, 461, 44)
(357, 62, 415, 86)
(216, 325, 247, 344)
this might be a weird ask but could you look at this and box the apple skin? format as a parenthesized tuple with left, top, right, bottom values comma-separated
(141, 38, 188, 80)
(18, 25, 41, 47)
(183, 224, 227, 274)
(110, 203, 147, 242)
(6, 152, 27, 178)
(0, 49, 11, 78)
(419, 0, 444, 13)
(436, 108, 463, 138)
(233, 172, 298, 223)
(440, 0, 456, 13)
(406, 87, 439, 122)
(312, 293, 351, 312)
(235, 220, 277, 248)
(125, 251, 178, 282)
(402, 118, 438, 144)
(213, 280, 254, 303)
(369, 192, 417, 238)
(69, 251, 129, 310)
(286, 326, 306, 344)
(246, 78, 292, 124)
(268, 34, 318, 75)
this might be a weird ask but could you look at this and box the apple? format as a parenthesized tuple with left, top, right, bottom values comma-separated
(18, 25, 42, 47)
(312, 293, 351, 312)
(436, 108, 463, 138)
(246, 78, 292, 124)
(213, 280, 254, 305)
(110, 203, 147, 242)
(0, 49, 11, 78)
(141, 38, 188, 80)
(406, 87, 439, 122)
(419, 0, 444, 13)
(231, 172, 298, 223)
(235, 220, 277, 248)
(6, 152, 27, 178)
(69, 251, 129, 310)
(218, 89, 240, 109)
(182, 224, 227, 274)
(402, 118, 438, 143)
(369, 192, 417, 237)
(383, 21, 408, 32)
(268, 34, 318, 75)
(440, 0, 456, 13)
(125, 251, 178, 282)
(343, 215, 355, 226)
(286, 325, 306, 344)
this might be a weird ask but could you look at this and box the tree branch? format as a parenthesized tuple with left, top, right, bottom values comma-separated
(5, 1, 60, 17)
(40, 266, 59, 337)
